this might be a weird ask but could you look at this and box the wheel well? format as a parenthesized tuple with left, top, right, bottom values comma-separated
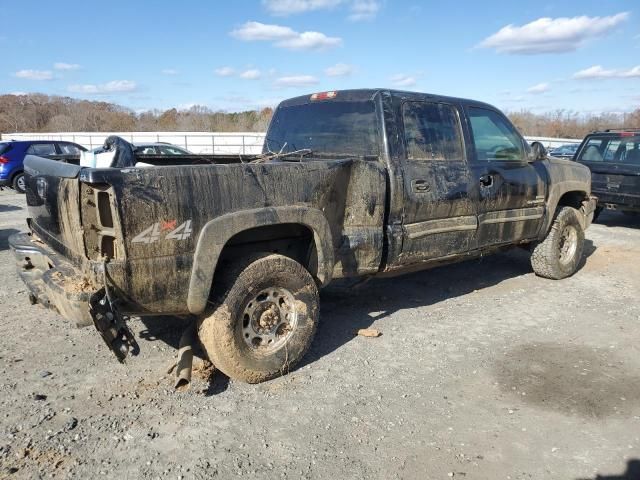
(557, 191, 588, 210)
(10, 169, 23, 181)
(216, 223, 319, 280)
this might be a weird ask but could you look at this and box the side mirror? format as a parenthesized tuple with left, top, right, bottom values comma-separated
(530, 141, 547, 161)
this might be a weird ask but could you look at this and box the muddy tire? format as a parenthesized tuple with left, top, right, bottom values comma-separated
(12, 173, 25, 194)
(198, 253, 319, 383)
(530, 206, 585, 280)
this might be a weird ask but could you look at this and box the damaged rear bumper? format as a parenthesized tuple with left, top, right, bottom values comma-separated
(9, 232, 95, 328)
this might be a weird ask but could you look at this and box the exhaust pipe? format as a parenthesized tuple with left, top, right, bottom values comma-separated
(174, 321, 197, 390)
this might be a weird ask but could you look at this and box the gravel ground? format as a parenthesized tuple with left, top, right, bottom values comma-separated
(0, 189, 639, 480)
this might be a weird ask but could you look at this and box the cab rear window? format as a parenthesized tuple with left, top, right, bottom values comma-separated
(266, 100, 379, 158)
(578, 135, 640, 164)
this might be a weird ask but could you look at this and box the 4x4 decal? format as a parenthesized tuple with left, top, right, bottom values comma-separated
(132, 220, 192, 244)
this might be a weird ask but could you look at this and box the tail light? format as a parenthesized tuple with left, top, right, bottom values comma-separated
(81, 183, 121, 260)
(0, 156, 9, 164)
(310, 91, 337, 101)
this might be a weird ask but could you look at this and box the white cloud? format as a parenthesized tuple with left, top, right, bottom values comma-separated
(348, 0, 380, 21)
(622, 66, 640, 78)
(573, 65, 640, 79)
(14, 69, 53, 80)
(527, 82, 551, 94)
(325, 62, 354, 76)
(280, 31, 342, 49)
(390, 74, 417, 88)
(274, 75, 319, 87)
(54, 62, 81, 71)
(9, 91, 28, 96)
(68, 80, 138, 94)
(240, 69, 262, 80)
(262, 0, 342, 15)
(477, 12, 629, 54)
(215, 66, 236, 77)
(262, 0, 380, 20)
(231, 21, 341, 50)
(161, 68, 179, 75)
(232, 21, 294, 41)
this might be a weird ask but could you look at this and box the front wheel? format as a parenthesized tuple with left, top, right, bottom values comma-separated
(198, 254, 319, 383)
(12, 173, 25, 194)
(530, 207, 585, 280)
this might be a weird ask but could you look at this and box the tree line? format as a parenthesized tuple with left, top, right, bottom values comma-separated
(0, 94, 273, 134)
(0, 93, 638, 138)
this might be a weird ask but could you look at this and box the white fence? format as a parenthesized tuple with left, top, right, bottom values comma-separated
(525, 136, 581, 149)
(1, 132, 580, 154)
(0, 132, 267, 155)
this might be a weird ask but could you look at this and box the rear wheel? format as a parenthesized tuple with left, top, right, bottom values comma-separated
(531, 206, 585, 280)
(198, 253, 319, 383)
(12, 173, 25, 194)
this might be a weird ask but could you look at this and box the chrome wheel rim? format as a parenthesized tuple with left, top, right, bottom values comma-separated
(559, 225, 578, 265)
(241, 288, 298, 353)
(16, 175, 25, 191)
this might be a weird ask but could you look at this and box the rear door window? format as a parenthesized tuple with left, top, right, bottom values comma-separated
(402, 102, 465, 161)
(26, 143, 56, 155)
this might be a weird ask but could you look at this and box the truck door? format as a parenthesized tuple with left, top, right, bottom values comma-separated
(397, 101, 478, 264)
(465, 106, 546, 248)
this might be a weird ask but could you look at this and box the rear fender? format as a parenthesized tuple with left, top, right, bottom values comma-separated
(187, 206, 334, 314)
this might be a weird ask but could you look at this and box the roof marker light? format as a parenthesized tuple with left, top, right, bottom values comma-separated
(310, 91, 337, 101)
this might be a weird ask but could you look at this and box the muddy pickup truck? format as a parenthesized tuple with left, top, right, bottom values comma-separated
(10, 89, 596, 383)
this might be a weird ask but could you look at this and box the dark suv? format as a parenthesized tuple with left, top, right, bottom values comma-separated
(574, 129, 640, 219)
(0, 140, 86, 193)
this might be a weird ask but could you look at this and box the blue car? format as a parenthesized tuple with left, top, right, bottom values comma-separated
(0, 140, 86, 193)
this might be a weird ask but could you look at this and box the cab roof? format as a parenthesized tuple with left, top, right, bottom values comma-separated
(277, 88, 497, 111)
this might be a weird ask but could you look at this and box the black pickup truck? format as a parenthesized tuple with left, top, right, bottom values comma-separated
(573, 129, 640, 219)
(10, 89, 596, 383)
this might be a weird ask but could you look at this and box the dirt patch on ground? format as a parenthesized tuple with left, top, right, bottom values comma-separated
(494, 342, 640, 418)
(582, 246, 640, 273)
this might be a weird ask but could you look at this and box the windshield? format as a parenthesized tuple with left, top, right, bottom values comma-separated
(577, 135, 640, 165)
(265, 100, 380, 158)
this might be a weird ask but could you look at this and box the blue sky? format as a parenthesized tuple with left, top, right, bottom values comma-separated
(2, 0, 639, 114)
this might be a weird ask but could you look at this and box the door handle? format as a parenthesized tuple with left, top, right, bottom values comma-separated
(412, 179, 431, 192)
(479, 174, 494, 188)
